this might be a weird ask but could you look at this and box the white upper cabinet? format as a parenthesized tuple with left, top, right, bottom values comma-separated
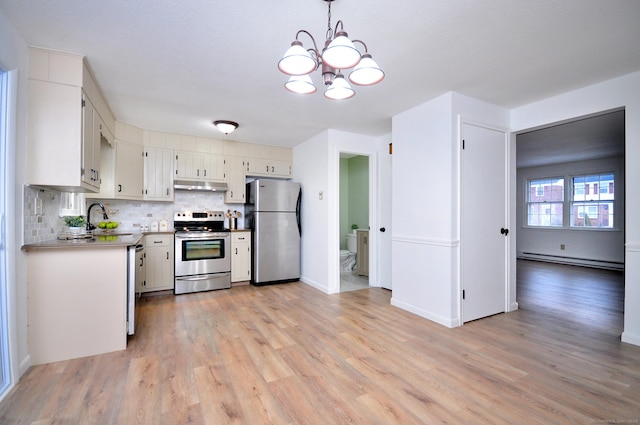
(144, 147, 174, 201)
(245, 144, 293, 178)
(27, 47, 115, 192)
(224, 156, 246, 204)
(87, 122, 144, 200)
(175, 151, 225, 182)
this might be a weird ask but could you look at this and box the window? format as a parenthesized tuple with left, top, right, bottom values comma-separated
(570, 173, 614, 228)
(526, 178, 564, 227)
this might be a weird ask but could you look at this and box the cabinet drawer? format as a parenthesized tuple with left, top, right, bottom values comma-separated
(145, 235, 172, 247)
(232, 232, 250, 243)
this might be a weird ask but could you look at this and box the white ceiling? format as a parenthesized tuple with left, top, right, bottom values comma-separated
(1, 0, 639, 148)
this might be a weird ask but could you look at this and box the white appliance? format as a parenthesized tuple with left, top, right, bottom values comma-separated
(245, 179, 301, 286)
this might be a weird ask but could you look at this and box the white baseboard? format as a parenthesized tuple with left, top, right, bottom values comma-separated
(621, 331, 640, 347)
(519, 253, 624, 271)
(390, 297, 458, 328)
(299, 276, 330, 294)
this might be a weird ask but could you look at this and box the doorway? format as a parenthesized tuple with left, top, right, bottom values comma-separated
(515, 110, 626, 327)
(339, 153, 369, 292)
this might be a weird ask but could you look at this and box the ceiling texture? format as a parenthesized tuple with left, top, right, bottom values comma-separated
(1, 0, 639, 149)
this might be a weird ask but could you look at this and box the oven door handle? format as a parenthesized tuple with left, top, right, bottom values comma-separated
(176, 273, 230, 282)
(175, 233, 229, 240)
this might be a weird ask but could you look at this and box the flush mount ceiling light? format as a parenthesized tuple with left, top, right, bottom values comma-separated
(278, 0, 384, 100)
(213, 120, 238, 135)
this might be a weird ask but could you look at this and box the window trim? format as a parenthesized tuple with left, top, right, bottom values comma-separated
(569, 172, 616, 230)
(525, 176, 565, 228)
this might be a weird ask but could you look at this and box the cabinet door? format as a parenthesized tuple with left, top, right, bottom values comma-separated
(224, 157, 246, 204)
(115, 141, 143, 199)
(357, 231, 369, 277)
(143, 235, 174, 292)
(175, 151, 197, 179)
(206, 155, 226, 181)
(81, 95, 100, 190)
(231, 232, 251, 282)
(144, 148, 174, 201)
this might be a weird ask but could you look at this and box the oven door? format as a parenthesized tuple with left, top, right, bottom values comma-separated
(175, 232, 230, 276)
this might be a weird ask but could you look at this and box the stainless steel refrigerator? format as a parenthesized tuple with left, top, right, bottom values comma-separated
(245, 179, 301, 285)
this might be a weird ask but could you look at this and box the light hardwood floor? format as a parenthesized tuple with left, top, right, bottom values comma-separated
(1, 261, 639, 424)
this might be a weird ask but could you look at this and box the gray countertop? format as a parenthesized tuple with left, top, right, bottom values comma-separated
(23, 231, 144, 250)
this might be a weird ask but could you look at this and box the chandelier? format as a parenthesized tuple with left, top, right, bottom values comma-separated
(278, 0, 384, 100)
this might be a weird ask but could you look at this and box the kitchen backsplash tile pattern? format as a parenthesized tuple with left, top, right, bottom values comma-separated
(23, 185, 245, 244)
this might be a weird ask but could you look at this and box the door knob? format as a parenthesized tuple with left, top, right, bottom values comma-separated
(500, 227, 509, 236)
(380, 227, 386, 232)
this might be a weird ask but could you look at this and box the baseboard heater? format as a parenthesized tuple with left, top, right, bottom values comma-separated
(519, 252, 624, 271)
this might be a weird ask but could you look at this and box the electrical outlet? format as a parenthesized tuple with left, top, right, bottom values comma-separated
(34, 198, 43, 215)
(560, 244, 565, 250)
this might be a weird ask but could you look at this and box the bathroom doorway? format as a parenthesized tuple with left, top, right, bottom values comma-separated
(339, 153, 370, 292)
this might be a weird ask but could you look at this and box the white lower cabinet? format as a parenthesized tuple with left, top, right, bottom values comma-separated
(231, 231, 251, 284)
(143, 234, 174, 292)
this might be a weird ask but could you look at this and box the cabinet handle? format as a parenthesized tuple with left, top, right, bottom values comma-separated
(271, 166, 274, 172)
(230, 190, 233, 197)
(235, 248, 238, 255)
(204, 170, 207, 177)
(154, 240, 162, 244)
(266, 165, 269, 172)
(166, 188, 169, 196)
(166, 252, 169, 260)
(118, 184, 122, 192)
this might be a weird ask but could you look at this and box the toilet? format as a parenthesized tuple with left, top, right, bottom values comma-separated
(340, 233, 358, 272)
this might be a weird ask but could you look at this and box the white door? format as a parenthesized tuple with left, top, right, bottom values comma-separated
(378, 149, 392, 289)
(461, 122, 508, 322)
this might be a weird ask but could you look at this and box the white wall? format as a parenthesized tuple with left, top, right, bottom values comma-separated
(517, 156, 625, 269)
(293, 131, 331, 293)
(391, 92, 510, 328)
(0, 7, 30, 386)
(511, 71, 640, 346)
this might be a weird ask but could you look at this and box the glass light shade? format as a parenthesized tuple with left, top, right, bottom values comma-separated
(348, 54, 385, 86)
(324, 74, 355, 100)
(322, 32, 361, 69)
(284, 74, 317, 94)
(213, 120, 238, 134)
(278, 42, 317, 75)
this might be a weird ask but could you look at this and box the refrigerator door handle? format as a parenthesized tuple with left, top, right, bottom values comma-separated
(296, 188, 302, 236)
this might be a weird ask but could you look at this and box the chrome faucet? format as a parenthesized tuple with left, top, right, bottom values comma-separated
(86, 202, 109, 231)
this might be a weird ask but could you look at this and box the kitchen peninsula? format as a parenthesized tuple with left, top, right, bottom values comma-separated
(23, 233, 142, 364)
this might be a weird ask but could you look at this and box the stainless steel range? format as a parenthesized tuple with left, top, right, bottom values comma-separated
(174, 211, 231, 294)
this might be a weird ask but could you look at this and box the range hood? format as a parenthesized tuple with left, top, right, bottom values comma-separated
(173, 180, 228, 192)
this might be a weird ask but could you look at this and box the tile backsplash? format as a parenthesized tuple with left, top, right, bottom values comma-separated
(23, 185, 245, 245)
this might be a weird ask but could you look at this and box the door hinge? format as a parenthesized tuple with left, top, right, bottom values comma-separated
(462, 289, 466, 300)
(81, 99, 86, 108)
